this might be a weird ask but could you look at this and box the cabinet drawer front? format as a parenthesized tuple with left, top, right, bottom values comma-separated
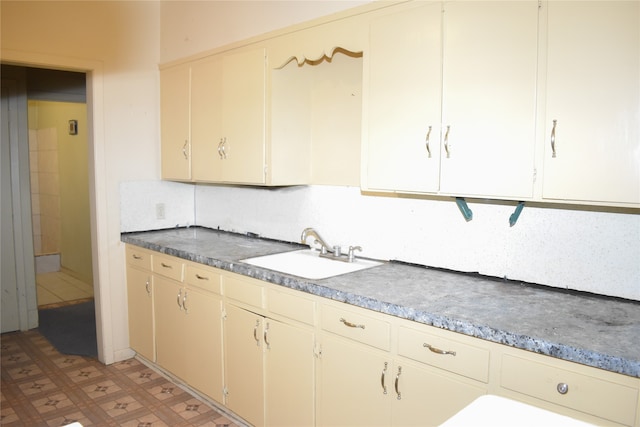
(397, 326, 489, 383)
(152, 255, 185, 282)
(126, 245, 152, 270)
(321, 304, 390, 351)
(267, 288, 316, 326)
(224, 275, 264, 309)
(186, 264, 222, 294)
(501, 354, 638, 426)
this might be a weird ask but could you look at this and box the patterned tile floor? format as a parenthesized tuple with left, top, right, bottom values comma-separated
(1, 330, 245, 427)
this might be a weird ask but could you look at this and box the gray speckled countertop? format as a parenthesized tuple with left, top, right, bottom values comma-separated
(122, 227, 640, 378)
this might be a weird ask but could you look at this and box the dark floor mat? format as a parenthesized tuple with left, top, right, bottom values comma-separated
(37, 300, 97, 358)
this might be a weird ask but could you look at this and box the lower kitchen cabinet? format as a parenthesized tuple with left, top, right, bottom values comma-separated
(154, 275, 187, 378)
(125, 246, 155, 362)
(126, 246, 640, 426)
(318, 333, 391, 426)
(391, 360, 485, 426)
(154, 260, 224, 403)
(223, 302, 316, 427)
(264, 317, 315, 427)
(499, 352, 639, 426)
(318, 335, 485, 426)
(318, 303, 486, 427)
(223, 303, 266, 427)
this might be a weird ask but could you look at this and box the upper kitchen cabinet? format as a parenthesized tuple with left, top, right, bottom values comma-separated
(216, 47, 267, 185)
(363, 1, 539, 200)
(162, 46, 311, 186)
(191, 55, 223, 182)
(160, 63, 191, 181)
(268, 15, 369, 187)
(362, 2, 442, 193)
(192, 47, 267, 185)
(439, 1, 538, 198)
(540, 1, 640, 207)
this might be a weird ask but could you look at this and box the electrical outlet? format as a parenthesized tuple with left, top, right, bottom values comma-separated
(156, 203, 166, 220)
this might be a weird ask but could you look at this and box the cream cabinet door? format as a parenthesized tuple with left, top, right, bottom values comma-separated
(439, 1, 538, 199)
(364, 1, 538, 199)
(224, 303, 265, 427)
(183, 287, 224, 403)
(154, 275, 189, 380)
(126, 266, 155, 362)
(541, 1, 640, 206)
(391, 360, 485, 426)
(364, 2, 442, 193)
(191, 56, 224, 182)
(264, 318, 315, 427)
(318, 333, 392, 427)
(160, 64, 191, 181)
(220, 48, 266, 185)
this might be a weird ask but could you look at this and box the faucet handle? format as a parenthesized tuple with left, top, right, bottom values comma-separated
(316, 240, 328, 255)
(348, 246, 362, 262)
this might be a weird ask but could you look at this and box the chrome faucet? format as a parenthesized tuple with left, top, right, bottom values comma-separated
(301, 227, 332, 254)
(301, 228, 362, 263)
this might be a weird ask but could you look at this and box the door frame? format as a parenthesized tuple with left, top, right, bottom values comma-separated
(1, 48, 114, 364)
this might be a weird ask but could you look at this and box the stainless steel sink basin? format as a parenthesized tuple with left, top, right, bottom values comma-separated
(241, 249, 382, 280)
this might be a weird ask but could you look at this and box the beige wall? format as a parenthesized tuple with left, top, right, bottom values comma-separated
(160, 0, 371, 63)
(28, 100, 93, 284)
(1, 0, 161, 363)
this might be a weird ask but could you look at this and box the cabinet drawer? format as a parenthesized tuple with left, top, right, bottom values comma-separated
(152, 254, 185, 282)
(397, 326, 489, 383)
(267, 288, 316, 326)
(501, 354, 638, 426)
(224, 274, 264, 309)
(126, 245, 152, 270)
(321, 304, 390, 351)
(186, 264, 222, 294)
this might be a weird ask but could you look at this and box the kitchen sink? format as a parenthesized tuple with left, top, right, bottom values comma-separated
(241, 249, 382, 280)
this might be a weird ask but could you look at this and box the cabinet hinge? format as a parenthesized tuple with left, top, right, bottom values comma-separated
(221, 308, 227, 321)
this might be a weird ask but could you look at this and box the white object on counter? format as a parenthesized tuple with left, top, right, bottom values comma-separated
(440, 395, 598, 427)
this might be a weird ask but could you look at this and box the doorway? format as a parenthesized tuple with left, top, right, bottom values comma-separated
(1, 50, 113, 364)
(16, 66, 93, 308)
(1, 64, 94, 335)
(28, 97, 94, 308)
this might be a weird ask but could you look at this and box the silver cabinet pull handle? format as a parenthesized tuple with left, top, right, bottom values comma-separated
(182, 139, 188, 160)
(176, 289, 183, 309)
(161, 262, 172, 269)
(395, 366, 402, 400)
(381, 362, 388, 395)
(195, 274, 209, 280)
(444, 125, 451, 158)
(425, 125, 432, 158)
(217, 138, 224, 159)
(550, 119, 557, 158)
(182, 291, 188, 313)
(145, 277, 151, 295)
(340, 318, 365, 329)
(132, 254, 142, 260)
(423, 343, 456, 356)
(264, 322, 270, 349)
(253, 319, 260, 346)
(220, 137, 227, 159)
